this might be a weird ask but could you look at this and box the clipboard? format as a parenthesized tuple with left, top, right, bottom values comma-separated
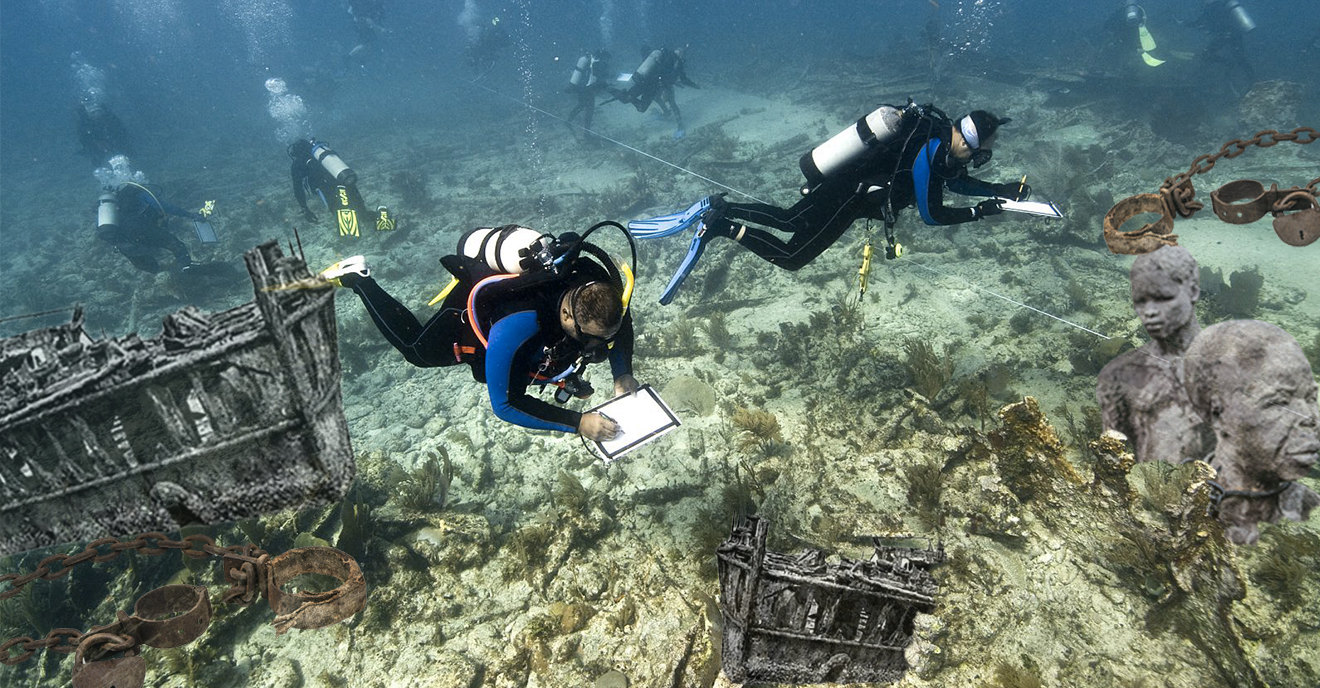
(997, 199, 1063, 218)
(587, 384, 680, 462)
(193, 218, 218, 244)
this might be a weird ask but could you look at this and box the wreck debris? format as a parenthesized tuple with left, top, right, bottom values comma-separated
(716, 516, 944, 684)
(0, 242, 354, 557)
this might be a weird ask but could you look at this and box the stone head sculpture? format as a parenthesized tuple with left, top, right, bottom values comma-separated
(1184, 319, 1320, 544)
(1130, 245, 1201, 356)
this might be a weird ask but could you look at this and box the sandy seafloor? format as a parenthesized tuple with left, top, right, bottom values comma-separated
(2, 57, 1319, 688)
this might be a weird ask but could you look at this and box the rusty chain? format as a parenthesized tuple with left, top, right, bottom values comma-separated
(0, 532, 265, 667)
(1104, 127, 1320, 254)
(1, 532, 365, 686)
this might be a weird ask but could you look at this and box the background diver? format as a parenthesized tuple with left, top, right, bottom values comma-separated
(611, 46, 698, 139)
(318, 227, 638, 442)
(95, 182, 230, 276)
(630, 104, 1033, 304)
(288, 138, 394, 237)
(565, 49, 612, 140)
(77, 101, 135, 166)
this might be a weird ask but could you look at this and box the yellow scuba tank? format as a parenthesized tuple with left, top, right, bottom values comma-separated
(634, 49, 662, 80)
(800, 105, 909, 187)
(311, 142, 357, 186)
(96, 192, 118, 234)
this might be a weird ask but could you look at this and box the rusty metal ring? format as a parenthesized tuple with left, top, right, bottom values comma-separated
(265, 547, 367, 634)
(1210, 179, 1270, 224)
(1103, 193, 1179, 255)
(125, 585, 212, 649)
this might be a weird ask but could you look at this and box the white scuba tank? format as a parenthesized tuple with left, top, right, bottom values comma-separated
(799, 105, 908, 187)
(634, 49, 662, 80)
(96, 192, 119, 234)
(458, 225, 548, 274)
(570, 56, 590, 86)
(311, 142, 357, 186)
(1225, 0, 1255, 32)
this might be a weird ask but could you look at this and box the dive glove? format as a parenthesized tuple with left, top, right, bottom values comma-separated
(974, 200, 1005, 219)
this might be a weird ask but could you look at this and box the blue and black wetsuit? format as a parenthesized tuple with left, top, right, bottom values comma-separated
(97, 184, 194, 273)
(706, 116, 1015, 271)
(347, 262, 635, 433)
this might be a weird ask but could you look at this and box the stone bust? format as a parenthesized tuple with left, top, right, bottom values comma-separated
(1183, 319, 1320, 545)
(1096, 245, 1213, 464)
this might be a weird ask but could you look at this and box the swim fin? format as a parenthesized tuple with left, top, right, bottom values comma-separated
(320, 255, 371, 288)
(659, 224, 713, 305)
(628, 195, 714, 239)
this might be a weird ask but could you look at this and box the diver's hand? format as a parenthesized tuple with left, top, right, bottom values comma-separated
(973, 200, 1005, 219)
(302, 209, 318, 222)
(578, 412, 620, 441)
(994, 182, 1031, 201)
(614, 373, 639, 397)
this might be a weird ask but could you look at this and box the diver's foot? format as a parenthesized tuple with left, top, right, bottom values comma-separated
(321, 255, 371, 288)
(375, 206, 396, 231)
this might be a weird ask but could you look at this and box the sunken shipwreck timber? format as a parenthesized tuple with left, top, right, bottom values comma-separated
(0, 242, 354, 557)
(717, 516, 944, 684)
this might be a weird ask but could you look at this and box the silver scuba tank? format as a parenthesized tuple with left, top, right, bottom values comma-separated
(570, 56, 590, 86)
(1224, 0, 1255, 32)
(799, 105, 907, 187)
(311, 142, 357, 186)
(634, 49, 662, 80)
(96, 192, 119, 234)
(458, 225, 548, 274)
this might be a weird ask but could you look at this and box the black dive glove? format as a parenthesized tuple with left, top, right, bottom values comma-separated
(973, 200, 1005, 219)
(994, 182, 1031, 201)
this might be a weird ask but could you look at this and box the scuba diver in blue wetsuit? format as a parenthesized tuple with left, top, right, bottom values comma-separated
(288, 138, 394, 237)
(630, 104, 1031, 304)
(320, 224, 639, 441)
(95, 182, 225, 275)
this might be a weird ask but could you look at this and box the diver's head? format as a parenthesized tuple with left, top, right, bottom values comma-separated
(952, 110, 1009, 168)
(287, 138, 313, 161)
(1124, 1, 1143, 26)
(559, 281, 624, 361)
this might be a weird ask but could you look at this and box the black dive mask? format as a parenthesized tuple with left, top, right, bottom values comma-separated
(970, 148, 993, 169)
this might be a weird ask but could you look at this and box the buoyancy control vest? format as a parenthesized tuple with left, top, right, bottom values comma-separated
(435, 222, 637, 384)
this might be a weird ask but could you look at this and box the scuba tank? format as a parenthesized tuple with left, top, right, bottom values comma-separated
(799, 104, 910, 188)
(1223, 0, 1255, 33)
(1123, 1, 1142, 26)
(634, 49, 662, 80)
(457, 225, 556, 275)
(96, 192, 119, 235)
(311, 141, 357, 186)
(570, 56, 590, 86)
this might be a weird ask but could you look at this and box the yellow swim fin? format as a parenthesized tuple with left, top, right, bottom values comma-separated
(1141, 51, 1165, 67)
(1138, 23, 1157, 52)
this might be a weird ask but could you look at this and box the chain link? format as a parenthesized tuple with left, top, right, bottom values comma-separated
(0, 532, 262, 666)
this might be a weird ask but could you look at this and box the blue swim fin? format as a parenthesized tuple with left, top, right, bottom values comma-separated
(659, 224, 713, 305)
(628, 195, 713, 239)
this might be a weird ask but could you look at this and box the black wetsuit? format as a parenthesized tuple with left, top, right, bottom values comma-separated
(566, 53, 611, 132)
(1194, 1, 1255, 90)
(289, 140, 383, 236)
(710, 115, 1018, 271)
(347, 260, 635, 433)
(77, 106, 134, 164)
(618, 49, 697, 128)
(97, 184, 194, 273)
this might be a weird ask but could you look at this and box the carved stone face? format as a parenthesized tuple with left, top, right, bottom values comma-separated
(1212, 354, 1320, 481)
(1130, 266, 1198, 343)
